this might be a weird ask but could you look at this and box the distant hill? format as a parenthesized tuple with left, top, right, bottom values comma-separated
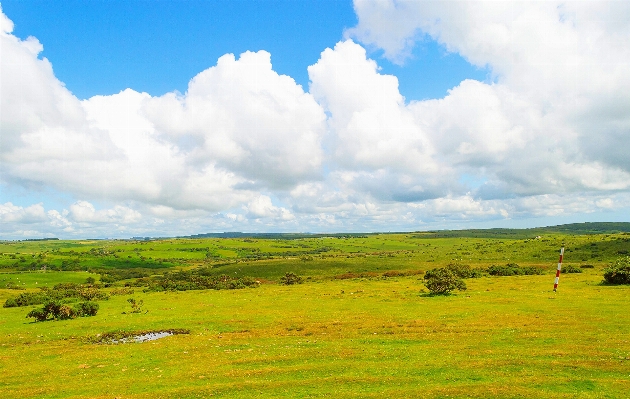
(415, 222, 630, 239)
(163, 222, 630, 241)
(182, 232, 370, 240)
(542, 222, 630, 234)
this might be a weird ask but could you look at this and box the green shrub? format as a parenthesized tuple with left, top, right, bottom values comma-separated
(126, 298, 144, 313)
(3, 298, 18, 308)
(27, 300, 98, 322)
(562, 264, 583, 273)
(580, 264, 595, 269)
(3, 282, 25, 290)
(75, 301, 99, 317)
(603, 256, 630, 284)
(423, 267, 466, 295)
(487, 263, 543, 276)
(5, 286, 108, 308)
(26, 307, 49, 322)
(444, 263, 483, 278)
(280, 272, 303, 285)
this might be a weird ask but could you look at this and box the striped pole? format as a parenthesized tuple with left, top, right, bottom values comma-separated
(553, 247, 564, 292)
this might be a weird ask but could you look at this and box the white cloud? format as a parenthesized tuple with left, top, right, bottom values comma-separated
(0, 202, 47, 223)
(244, 195, 295, 221)
(309, 40, 438, 175)
(1, 3, 630, 237)
(68, 200, 142, 224)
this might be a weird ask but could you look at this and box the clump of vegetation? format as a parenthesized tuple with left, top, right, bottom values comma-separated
(444, 263, 483, 278)
(26, 300, 99, 321)
(95, 269, 151, 285)
(280, 272, 303, 285)
(3, 284, 109, 308)
(487, 263, 543, 276)
(603, 256, 630, 285)
(580, 264, 595, 269)
(561, 264, 583, 273)
(145, 269, 259, 292)
(125, 298, 145, 314)
(110, 287, 135, 296)
(423, 267, 467, 295)
(2, 281, 25, 290)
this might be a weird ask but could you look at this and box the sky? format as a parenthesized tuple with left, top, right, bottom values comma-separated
(1, 0, 629, 239)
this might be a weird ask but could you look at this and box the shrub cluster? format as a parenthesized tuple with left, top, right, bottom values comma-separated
(2, 281, 25, 290)
(603, 256, 630, 285)
(423, 267, 466, 295)
(145, 270, 259, 292)
(3, 283, 109, 308)
(26, 300, 99, 322)
(561, 264, 583, 274)
(95, 269, 150, 284)
(280, 272, 303, 285)
(487, 263, 543, 276)
(443, 263, 483, 278)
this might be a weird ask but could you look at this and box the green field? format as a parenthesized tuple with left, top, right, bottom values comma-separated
(1, 225, 629, 398)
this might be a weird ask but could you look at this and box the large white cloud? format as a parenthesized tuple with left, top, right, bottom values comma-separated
(348, 0, 630, 196)
(1, 6, 326, 216)
(1, 3, 630, 238)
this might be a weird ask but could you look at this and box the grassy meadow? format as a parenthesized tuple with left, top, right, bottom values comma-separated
(1, 225, 629, 398)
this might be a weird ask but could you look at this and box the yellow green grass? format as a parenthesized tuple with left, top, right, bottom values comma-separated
(1, 230, 629, 398)
(1, 269, 629, 398)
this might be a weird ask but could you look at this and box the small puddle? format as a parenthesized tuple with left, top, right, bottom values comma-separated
(94, 329, 190, 344)
(113, 331, 174, 343)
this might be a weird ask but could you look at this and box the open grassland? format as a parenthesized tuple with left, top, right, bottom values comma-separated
(1, 227, 629, 398)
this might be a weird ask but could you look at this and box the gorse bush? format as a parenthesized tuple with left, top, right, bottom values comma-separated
(3, 285, 109, 308)
(423, 267, 466, 295)
(487, 263, 544, 276)
(145, 269, 259, 292)
(443, 263, 483, 278)
(603, 256, 630, 285)
(26, 300, 99, 321)
(280, 272, 303, 285)
(75, 301, 99, 316)
(561, 264, 583, 273)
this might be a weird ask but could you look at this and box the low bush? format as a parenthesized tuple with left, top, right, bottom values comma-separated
(280, 272, 303, 285)
(580, 264, 595, 269)
(444, 263, 483, 278)
(75, 301, 99, 317)
(27, 300, 99, 321)
(145, 270, 259, 292)
(603, 256, 630, 285)
(2, 282, 25, 290)
(561, 264, 583, 273)
(110, 287, 135, 296)
(4, 286, 109, 308)
(423, 267, 466, 295)
(487, 263, 544, 276)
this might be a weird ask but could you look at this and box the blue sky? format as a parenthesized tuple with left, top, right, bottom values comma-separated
(1, 1, 629, 238)
(2, 0, 486, 100)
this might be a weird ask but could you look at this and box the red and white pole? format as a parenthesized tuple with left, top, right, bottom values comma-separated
(553, 247, 564, 292)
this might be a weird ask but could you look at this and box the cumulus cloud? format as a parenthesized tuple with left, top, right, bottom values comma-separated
(348, 0, 630, 196)
(0, 203, 47, 223)
(1, 3, 630, 237)
(244, 195, 295, 221)
(1, 7, 326, 214)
